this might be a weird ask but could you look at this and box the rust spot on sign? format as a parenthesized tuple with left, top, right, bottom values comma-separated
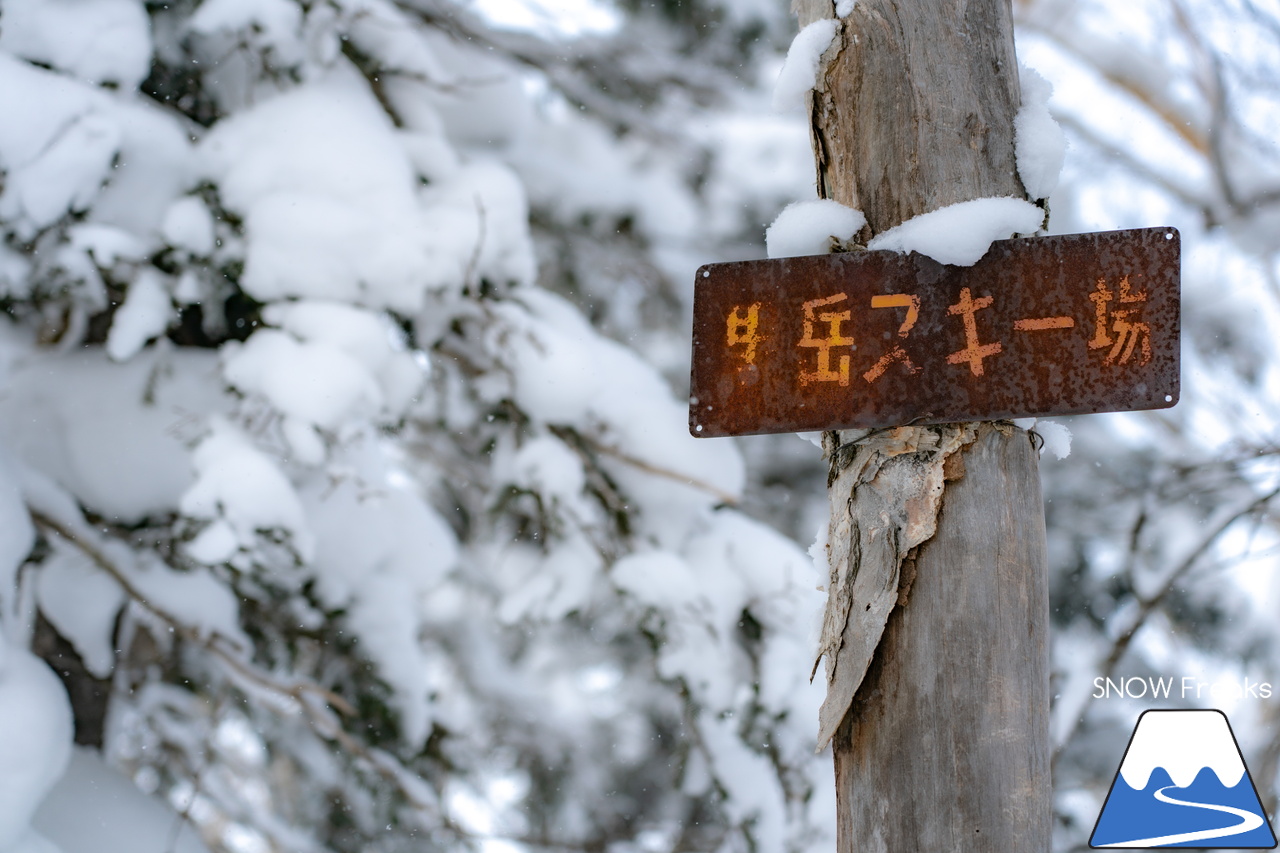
(689, 227, 1180, 438)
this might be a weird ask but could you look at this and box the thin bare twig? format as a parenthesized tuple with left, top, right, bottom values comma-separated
(1051, 482, 1280, 767)
(1098, 483, 1280, 677)
(580, 434, 741, 506)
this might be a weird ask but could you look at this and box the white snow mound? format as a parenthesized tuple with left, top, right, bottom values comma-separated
(773, 19, 838, 112)
(766, 199, 865, 258)
(866, 197, 1043, 266)
(1015, 64, 1067, 201)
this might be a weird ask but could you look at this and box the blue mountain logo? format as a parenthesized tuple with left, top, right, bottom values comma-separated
(1091, 709, 1277, 848)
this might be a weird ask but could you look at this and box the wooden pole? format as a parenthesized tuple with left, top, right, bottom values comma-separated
(796, 1, 1052, 849)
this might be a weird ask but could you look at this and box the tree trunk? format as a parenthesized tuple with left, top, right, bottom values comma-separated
(834, 424, 1050, 851)
(801, 1, 1052, 850)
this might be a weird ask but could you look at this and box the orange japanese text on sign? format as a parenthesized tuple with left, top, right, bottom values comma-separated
(1089, 276, 1151, 365)
(863, 294, 922, 383)
(946, 287, 1003, 377)
(726, 302, 762, 364)
(689, 227, 1180, 437)
(798, 293, 855, 386)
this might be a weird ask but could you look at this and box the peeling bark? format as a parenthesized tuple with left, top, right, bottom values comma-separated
(813, 424, 977, 750)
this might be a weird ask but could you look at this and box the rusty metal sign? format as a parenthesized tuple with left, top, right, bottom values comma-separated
(689, 227, 1180, 438)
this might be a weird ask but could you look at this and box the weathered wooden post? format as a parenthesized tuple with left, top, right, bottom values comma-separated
(688, 0, 1181, 848)
(794, 1, 1052, 849)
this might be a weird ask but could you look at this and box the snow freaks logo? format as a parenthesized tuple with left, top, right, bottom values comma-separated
(1090, 710, 1277, 848)
(1093, 676, 1273, 701)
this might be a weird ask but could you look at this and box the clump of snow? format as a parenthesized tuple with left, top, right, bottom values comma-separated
(1035, 420, 1072, 459)
(267, 301, 424, 411)
(20, 459, 249, 653)
(344, 1, 451, 98)
(1015, 64, 1067, 201)
(220, 301, 428, 462)
(616, 512, 822, 721)
(222, 330, 382, 432)
(203, 66, 534, 311)
(0, 56, 119, 237)
(1012, 417, 1071, 458)
(506, 435, 586, 507)
(612, 551, 700, 614)
(490, 289, 745, 506)
(0, 0, 153, 90)
(866, 197, 1044, 266)
(298, 440, 457, 746)
(772, 19, 839, 112)
(0, 54, 195, 241)
(808, 520, 830, 578)
(405, 18, 533, 149)
(200, 68, 431, 312)
(36, 541, 126, 677)
(766, 199, 865, 258)
(180, 421, 315, 561)
(418, 160, 538, 291)
(88, 99, 196, 239)
(836, 0, 857, 15)
(494, 532, 602, 624)
(128, 556, 248, 648)
(69, 223, 146, 267)
(0, 245, 31, 300)
(106, 270, 172, 362)
(34, 747, 211, 853)
(188, 0, 305, 69)
(0, 343, 225, 524)
(0, 636, 73, 852)
(161, 197, 216, 257)
(222, 300, 426, 458)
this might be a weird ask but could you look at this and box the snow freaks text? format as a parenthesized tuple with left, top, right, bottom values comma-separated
(1093, 677, 1274, 701)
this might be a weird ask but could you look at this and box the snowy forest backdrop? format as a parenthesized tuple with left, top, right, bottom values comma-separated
(0, 0, 1277, 851)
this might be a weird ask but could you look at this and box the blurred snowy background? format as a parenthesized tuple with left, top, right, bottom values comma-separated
(0, 0, 1277, 851)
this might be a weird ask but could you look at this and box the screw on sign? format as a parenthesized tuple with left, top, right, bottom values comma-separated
(689, 227, 1180, 438)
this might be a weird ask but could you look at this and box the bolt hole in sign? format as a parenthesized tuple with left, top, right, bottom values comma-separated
(689, 228, 1180, 437)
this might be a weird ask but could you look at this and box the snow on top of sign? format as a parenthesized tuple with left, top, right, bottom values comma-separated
(765, 199, 865, 258)
(1015, 64, 1067, 201)
(772, 18, 838, 112)
(866, 197, 1043, 266)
